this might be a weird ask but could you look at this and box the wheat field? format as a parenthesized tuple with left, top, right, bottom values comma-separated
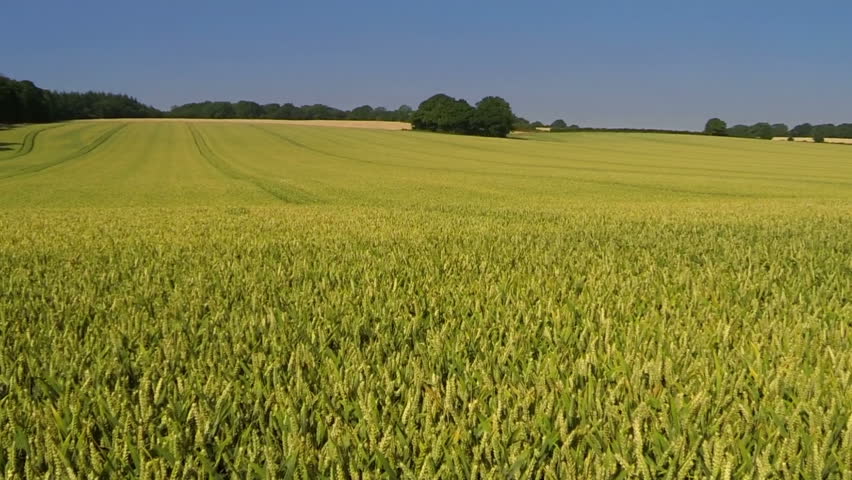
(0, 120, 850, 478)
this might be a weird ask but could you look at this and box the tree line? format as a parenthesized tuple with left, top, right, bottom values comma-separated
(13, 72, 847, 143)
(168, 101, 414, 122)
(0, 76, 547, 140)
(0, 75, 160, 123)
(0, 74, 420, 125)
(172, 93, 520, 139)
(704, 118, 852, 141)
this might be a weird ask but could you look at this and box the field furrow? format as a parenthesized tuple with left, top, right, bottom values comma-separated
(188, 123, 317, 204)
(0, 123, 126, 179)
(0, 123, 70, 162)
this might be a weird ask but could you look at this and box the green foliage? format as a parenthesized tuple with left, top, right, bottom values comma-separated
(471, 96, 514, 137)
(726, 122, 787, 140)
(394, 104, 414, 122)
(727, 121, 852, 141)
(0, 75, 159, 123)
(411, 93, 474, 135)
(0, 121, 850, 478)
(836, 123, 852, 138)
(511, 116, 533, 131)
(748, 122, 774, 140)
(412, 94, 515, 138)
(550, 123, 582, 133)
(813, 124, 837, 140)
(348, 105, 375, 120)
(726, 124, 750, 137)
(790, 123, 814, 137)
(550, 119, 568, 129)
(233, 100, 264, 119)
(261, 103, 280, 118)
(703, 117, 728, 136)
(168, 100, 413, 122)
(771, 123, 789, 137)
(269, 102, 299, 119)
(409, 94, 445, 131)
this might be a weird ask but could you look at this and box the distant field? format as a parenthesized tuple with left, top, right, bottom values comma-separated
(772, 136, 852, 144)
(1, 120, 850, 478)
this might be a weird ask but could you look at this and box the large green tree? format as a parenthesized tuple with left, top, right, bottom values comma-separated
(395, 105, 413, 122)
(348, 105, 375, 120)
(471, 96, 514, 137)
(835, 123, 852, 138)
(411, 94, 474, 134)
(748, 122, 773, 140)
(412, 93, 516, 137)
(813, 124, 837, 139)
(790, 123, 813, 137)
(726, 124, 750, 137)
(704, 118, 727, 136)
(234, 101, 263, 118)
(261, 103, 280, 118)
(771, 123, 789, 138)
(272, 103, 299, 119)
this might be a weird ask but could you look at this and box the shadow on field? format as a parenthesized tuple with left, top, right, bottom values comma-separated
(0, 142, 19, 151)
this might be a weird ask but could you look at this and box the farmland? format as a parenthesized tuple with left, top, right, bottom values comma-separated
(0, 120, 850, 478)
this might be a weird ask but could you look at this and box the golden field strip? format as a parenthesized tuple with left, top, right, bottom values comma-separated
(772, 136, 852, 145)
(0, 120, 850, 478)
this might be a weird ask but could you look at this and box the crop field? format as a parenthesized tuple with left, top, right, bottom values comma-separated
(772, 136, 852, 145)
(0, 120, 850, 478)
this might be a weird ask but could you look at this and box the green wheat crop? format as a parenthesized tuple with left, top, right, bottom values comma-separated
(0, 120, 850, 478)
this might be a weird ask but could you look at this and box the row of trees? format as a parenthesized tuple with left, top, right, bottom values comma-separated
(411, 94, 514, 137)
(0, 75, 160, 123)
(704, 118, 852, 141)
(167, 101, 415, 122)
(1, 74, 419, 125)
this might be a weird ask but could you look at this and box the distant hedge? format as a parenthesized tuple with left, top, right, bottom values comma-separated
(711, 118, 852, 140)
(168, 101, 414, 122)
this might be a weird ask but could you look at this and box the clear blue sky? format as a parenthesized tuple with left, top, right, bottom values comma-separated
(5, 1, 852, 129)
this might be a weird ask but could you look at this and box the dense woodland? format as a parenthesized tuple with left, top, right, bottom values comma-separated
(0, 75, 160, 123)
(0, 75, 418, 124)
